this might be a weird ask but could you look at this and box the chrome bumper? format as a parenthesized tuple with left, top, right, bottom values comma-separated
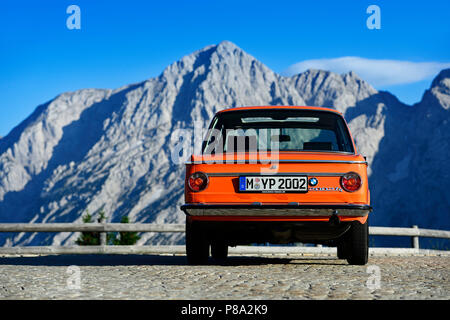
(180, 204, 372, 217)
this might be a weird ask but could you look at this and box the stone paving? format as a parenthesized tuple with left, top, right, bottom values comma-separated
(0, 253, 448, 300)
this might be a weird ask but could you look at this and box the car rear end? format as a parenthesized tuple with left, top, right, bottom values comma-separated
(181, 106, 371, 265)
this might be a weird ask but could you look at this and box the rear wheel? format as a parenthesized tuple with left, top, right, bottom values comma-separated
(211, 241, 228, 262)
(186, 219, 210, 265)
(337, 241, 349, 259)
(345, 219, 369, 265)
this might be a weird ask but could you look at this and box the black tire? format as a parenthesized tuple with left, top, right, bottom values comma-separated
(337, 241, 349, 259)
(185, 219, 209, 265)
(346, 219, 369, 265)
(211, 241, 228, 262)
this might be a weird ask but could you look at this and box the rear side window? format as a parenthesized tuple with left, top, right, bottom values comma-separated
(203, 109, 354, 154)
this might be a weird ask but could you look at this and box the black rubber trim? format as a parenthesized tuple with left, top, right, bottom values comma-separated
(181, 203, 372, 213)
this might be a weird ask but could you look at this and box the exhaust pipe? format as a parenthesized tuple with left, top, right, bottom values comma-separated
(329, 211, 340, 226)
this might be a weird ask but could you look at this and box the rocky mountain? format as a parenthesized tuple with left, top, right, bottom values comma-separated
(369, 69, 450, 229)
(0, 41, 448, 247)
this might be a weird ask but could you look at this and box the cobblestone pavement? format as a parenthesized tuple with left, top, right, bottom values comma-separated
(0, 254, 448, 300)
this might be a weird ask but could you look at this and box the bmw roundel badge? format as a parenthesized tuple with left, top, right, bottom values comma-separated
(309, 177, 318, 186)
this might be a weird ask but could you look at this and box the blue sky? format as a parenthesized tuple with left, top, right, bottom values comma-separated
(0, 0, 449, 137)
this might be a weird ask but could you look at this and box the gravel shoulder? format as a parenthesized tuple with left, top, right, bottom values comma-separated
(0, 254, 448, 300)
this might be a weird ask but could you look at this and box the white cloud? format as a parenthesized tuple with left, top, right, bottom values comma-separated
(283, 57, 450, 87)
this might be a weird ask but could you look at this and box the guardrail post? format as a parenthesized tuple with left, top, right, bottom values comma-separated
(98, 213, 107, 246)
(412, 225, 419, 249)
(100, 232, 107, 246)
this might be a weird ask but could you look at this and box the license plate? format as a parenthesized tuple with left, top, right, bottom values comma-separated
(239, 176, 308, 193)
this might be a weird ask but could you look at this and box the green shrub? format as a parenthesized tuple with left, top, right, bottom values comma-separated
(75, 210, 140, 246)
(75, 209, 112, 246)
(109, 216, 141, 245)
(76, 211, 99, 245)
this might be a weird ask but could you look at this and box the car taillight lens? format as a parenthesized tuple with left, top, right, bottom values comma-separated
(188, 172, 209, 192)
(340, 172, 362, 192)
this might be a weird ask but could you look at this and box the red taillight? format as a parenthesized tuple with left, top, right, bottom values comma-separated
(340, 172, 362, 192)
(188, 172, 209, 192)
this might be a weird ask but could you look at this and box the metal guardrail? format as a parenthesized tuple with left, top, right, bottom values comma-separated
(0, 223, 448, 255)
(0, 223, 185, 233)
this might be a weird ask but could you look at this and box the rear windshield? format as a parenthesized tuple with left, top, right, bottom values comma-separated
(202, 109, 354, 154)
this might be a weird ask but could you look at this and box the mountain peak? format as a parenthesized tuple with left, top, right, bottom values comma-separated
(210, 40, 252, 62)
(420, 68, 450, 110)
(216, 40, 240, 50)
(430, 68, 450, 91)
(290, 68, 377, 114)
(194, 40, 240, 53)
(160, 41, 252, 80)
(343, 70, 363, 80)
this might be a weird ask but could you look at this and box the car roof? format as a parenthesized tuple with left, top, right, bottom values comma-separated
(216, 106, 343, 116)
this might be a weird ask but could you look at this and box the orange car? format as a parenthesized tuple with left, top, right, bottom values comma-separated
(181, 106, 371, 265)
